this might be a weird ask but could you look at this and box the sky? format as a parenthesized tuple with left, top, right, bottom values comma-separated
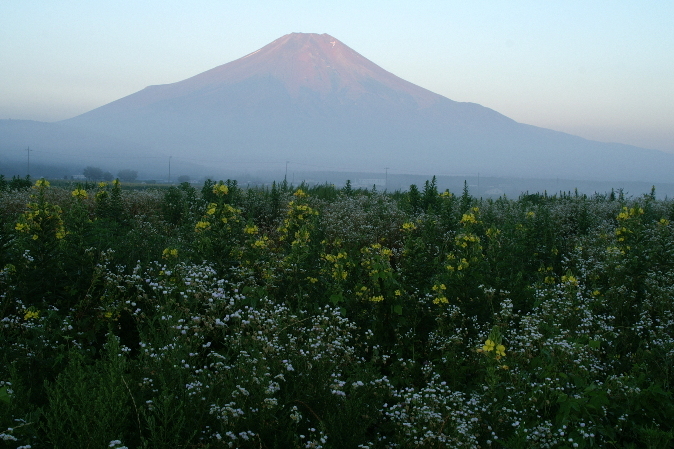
(2, 0, 673, 153)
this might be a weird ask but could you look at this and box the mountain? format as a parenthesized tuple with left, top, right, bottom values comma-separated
(3, 32, 674, 183)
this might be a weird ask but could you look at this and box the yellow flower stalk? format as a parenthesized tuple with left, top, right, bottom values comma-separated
(212, 183, 229, 196)
(195, 221, 211, 232)
(24, 310, 40, 320)
(162, 248, 179, 259)
(71, 188, 88, 199)
(432, 296, 449, 305)
(34, 179, 50, 189)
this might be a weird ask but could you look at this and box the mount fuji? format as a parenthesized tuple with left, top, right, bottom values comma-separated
(3, 33, 674, 183)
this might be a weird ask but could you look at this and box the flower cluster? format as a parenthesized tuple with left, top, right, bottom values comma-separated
(482, 338, 506, 358)
(162, 248, 179, 259)
(14, 179, 66, 241)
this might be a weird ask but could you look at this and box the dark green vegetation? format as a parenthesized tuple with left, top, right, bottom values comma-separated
(1, 178, 673, 448)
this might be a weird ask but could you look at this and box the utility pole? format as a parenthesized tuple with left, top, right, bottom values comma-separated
(385, 167, 389, 191)
(26, 147, 31, 178)
(285, 161, 289, 181)
(168, 156, 172, 184)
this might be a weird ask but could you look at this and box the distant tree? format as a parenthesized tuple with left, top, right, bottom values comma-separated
(460, 180, 472, 214)
(118, 169, 138, 182)
(342, 179, 353, 196)
(9, 175, 32, 190)
(422, 176, 439, 212)
(83, 166, 104, 181)
(408, 184, 421, 214)
(177, 175, 190, 183)
(103, 171, 114, 182)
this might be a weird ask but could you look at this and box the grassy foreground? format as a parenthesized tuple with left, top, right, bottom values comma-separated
(1, 178, 673, 448)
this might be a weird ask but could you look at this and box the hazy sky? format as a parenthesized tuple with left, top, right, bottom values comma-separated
(2, 0, 673, 153)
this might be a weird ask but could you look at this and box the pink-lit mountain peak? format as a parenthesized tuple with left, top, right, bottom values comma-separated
(172, 32, 441, 105)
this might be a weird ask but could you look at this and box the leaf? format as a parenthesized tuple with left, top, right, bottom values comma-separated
(330, 294, 343, 305)
(0, 385, 10, 405)
(393, 305, 403, 316)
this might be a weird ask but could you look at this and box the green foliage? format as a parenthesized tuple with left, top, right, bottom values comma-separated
(1, 178, 674, 447)
(3, 175, 33, 191)
(43, 335, 132, 448)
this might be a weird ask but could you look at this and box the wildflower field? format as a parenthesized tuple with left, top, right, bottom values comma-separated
(1, 176, 673, 448)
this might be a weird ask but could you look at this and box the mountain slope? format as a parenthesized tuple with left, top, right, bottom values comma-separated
(5, 32, 674, 182)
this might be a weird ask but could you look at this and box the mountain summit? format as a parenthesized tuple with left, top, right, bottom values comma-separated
(78, 33, 442, 113)
(183, 32, 442, 105)
(6, 32, 674, 182)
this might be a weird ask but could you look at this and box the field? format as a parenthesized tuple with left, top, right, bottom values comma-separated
(1, 177, 673, 448)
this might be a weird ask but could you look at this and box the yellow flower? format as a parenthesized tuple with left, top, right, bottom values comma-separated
(495, 344, 506, 357)
(402, 222, 417, 231)
(244, 224, 258, 235)
(24, 310, 40, 320)
(561, 275, 578, 286)
(483, 339, 495, 352)
(71, 188, 88, 199)
(293, 188, 307, 197)
(195, 221, 211, 232)
(33, 178, 50, 189)
(253, 237, 269, 248)
(433, 296, 449, 305)
(460, 213, 478, 225)
(370, 295, 385, 303)
(15, 222, 29, 232)
(98, 181, 107, 188)
(206, 203, 217, 215)
(212, 183, 229, 196)
(162, 248, 179, 259)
